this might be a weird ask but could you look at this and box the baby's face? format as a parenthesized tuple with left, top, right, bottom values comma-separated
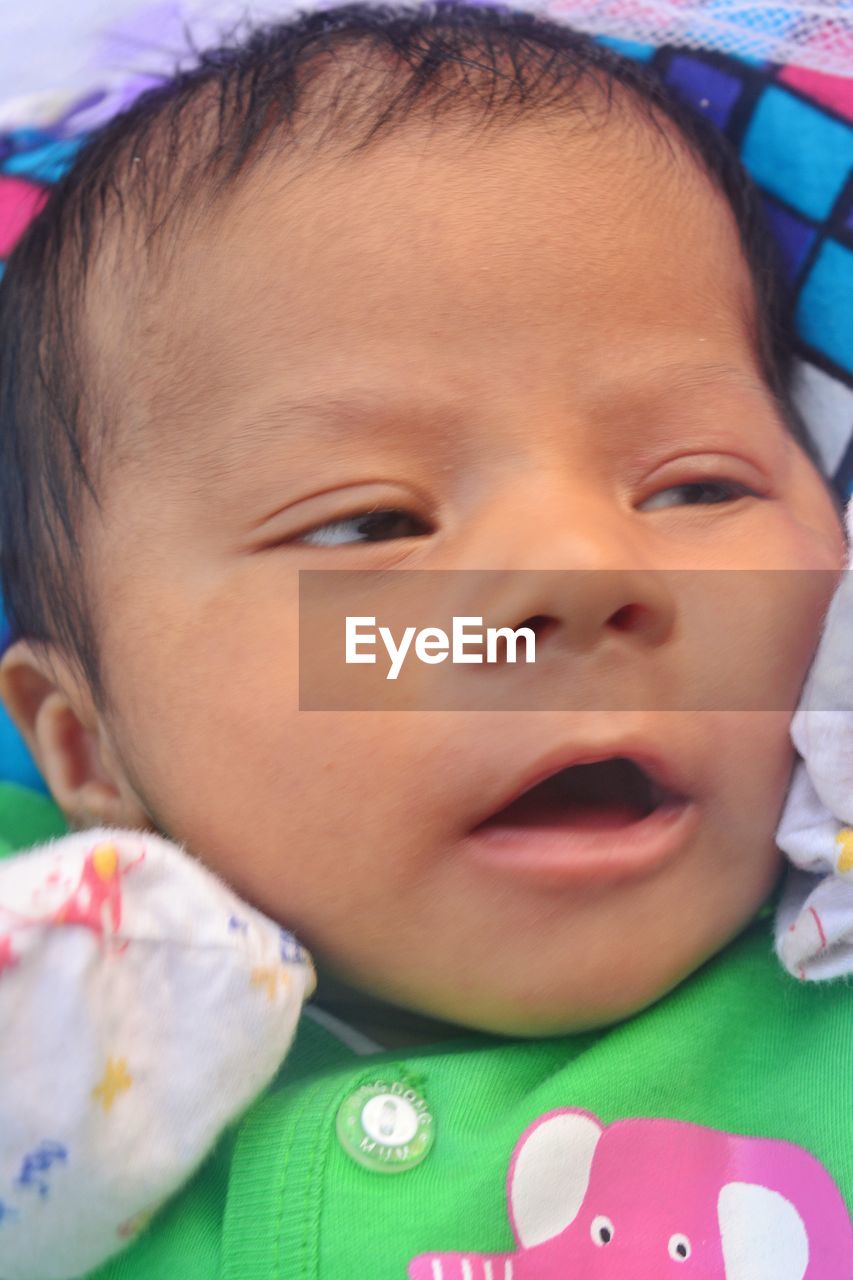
(83, 109, 844, 1034)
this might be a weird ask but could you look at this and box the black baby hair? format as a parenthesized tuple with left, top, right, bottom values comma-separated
(0, 0, 817, 711)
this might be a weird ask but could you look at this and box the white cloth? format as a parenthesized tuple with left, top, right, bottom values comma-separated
(775, 496, 853, 980)
(0, 826, 314, 1280)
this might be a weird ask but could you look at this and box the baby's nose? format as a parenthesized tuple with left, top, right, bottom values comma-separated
(441, 564, 676, 672)
(451, 470, 652, 575)
(437, 472, 677, 661)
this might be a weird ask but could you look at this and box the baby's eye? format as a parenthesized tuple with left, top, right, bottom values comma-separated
(640, 479, 755, 511)
(298, 508, 432, 547)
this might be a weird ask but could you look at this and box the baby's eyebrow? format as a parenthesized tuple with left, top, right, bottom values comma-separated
(208, 390, 467, 463)
(186, 389, 468, 491)
(236, 392, 420, 435)
(639, 361, 768, 398)
(193, 357, 774, 487)
(226, 361, 769, 442)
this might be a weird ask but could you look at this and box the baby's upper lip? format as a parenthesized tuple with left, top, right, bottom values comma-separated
(471, 740, 693, 829)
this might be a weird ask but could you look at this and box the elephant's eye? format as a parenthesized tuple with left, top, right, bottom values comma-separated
(668, 1233, 692, 1260)
(590, 1215, 615, 1246)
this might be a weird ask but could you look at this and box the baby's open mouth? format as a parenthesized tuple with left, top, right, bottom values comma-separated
(465, 750, 698, 884)
(476, 757, 685, 834)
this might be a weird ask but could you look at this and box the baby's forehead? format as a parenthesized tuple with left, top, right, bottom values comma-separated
(88, 102, 755, 489)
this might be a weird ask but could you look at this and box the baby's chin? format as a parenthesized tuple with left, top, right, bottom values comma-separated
(428, 984, 681, 1040)
(312, 874, 775, 1042)
(344, 950, 714, 1043)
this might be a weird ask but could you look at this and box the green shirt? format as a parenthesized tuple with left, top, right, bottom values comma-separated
(2, 783, 851, 1279)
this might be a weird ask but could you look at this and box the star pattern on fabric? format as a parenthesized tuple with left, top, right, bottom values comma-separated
(835, 828, 853, 874)
(92, 1057, 133, 1112)
(117, 1207, 155, 1239)
(250, 965, 292, 1003)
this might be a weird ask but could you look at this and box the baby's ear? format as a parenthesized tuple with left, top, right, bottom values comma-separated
(0, 639, 151, 831)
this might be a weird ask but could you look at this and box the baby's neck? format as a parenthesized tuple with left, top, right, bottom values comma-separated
(313, 972, 470, 1050)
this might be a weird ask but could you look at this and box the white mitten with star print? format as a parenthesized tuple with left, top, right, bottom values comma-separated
(0, 826, 314, 1280)
(775, 496, 853, 979)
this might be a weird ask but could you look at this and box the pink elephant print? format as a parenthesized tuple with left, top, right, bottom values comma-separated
(408, 1109, 853, 1278)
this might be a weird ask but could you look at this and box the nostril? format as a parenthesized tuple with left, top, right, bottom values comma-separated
(519, 615, 559, 644)
(609, 603, 647, 632)
(485, 615, 557, 665)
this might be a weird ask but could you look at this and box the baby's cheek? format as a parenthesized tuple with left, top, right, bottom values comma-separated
(700, 712, 795, 862)
(778, 564, 841, 672)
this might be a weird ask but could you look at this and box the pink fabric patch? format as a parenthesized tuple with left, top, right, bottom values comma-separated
(778, 66, 853, 122)
(0, 176, 46, 256)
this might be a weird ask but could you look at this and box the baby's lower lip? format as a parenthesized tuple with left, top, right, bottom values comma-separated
(463, 799, 699, 886)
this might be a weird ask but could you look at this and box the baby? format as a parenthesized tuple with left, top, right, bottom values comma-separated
(0, 3, 851, 1278)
